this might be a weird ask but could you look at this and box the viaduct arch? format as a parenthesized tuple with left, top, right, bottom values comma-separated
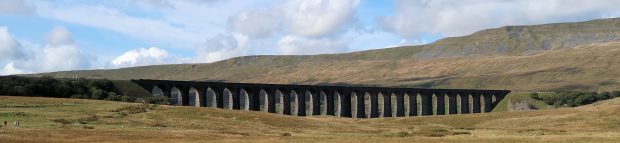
(134, 79, 510, 118)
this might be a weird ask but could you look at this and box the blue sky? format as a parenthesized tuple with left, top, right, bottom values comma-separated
(1, 0, 619, 75)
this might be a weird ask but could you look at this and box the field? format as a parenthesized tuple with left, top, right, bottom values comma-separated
(1, 95, 620, 142)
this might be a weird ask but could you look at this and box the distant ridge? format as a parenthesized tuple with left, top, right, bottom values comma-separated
(30, 18, 620, 92)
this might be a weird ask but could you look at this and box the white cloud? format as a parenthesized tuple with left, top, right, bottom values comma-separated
(2, 62, 25, 75)
(283, 0, 360, 37)
(0, 26, 25, 60)
(1, 26, 92, 75)
(380, 0, 620, 38)
(195, 34, 249, 63)
(111, 47, 182, 68)
(277, 35, 348, 55)
(36, 4, 203, 49)
(226, 0, 361, 58)
(229, 8, 280, 38)
(0, 0, 35, 15)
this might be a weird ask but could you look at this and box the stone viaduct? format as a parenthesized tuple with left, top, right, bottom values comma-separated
(132, 79, 510, 118)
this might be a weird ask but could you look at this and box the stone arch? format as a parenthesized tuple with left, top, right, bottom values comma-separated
(364, 92, 371, 118)
(223, 88, 234, 109)
(319, 90, 328, 115)
(152, 85, 164, 97)
(259, 89, 269, 112)
(240, 88, 250, 110)
(458, 92, 470, 114)
(206, 87, 217, 108)
(289, 90, 299, 116)
(377, 92, 385, 117)
(305, 90, 317, 116)
(351, 91, 358, 118)
(334, 91, 342, 117)
(275, 89, 285, 114)
(390, 93, 398, 117)
(405, 92, 418, 117)
(189, 87, 205, 107)
(170, 86, 183, 106)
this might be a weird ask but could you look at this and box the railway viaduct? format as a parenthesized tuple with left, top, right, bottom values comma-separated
(132, 79, 510, 118)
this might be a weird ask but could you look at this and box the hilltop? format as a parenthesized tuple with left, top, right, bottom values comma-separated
(31, 18, 620, 92)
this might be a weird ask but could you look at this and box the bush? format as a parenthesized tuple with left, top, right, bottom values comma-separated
(71, 94, 89, 99)
(145, 96, 170, 105)
(90, 87, 107, 100)
(541, 90, 620, 107)
(530, 92, 541, 100)
(596, 91, 611, 100)
(611, 91, 620, 97)
(52, 118, 72, 124)
(120, 95, 136, 102)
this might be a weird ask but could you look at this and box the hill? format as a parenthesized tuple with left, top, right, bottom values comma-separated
(1, 95, 620, 142)
(31, 18, 620, 92)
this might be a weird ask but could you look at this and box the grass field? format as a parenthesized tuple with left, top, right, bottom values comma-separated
(1, 95, 620, 142)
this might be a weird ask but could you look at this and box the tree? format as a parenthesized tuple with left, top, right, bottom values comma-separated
(596, 91, 611, 100)
(90, 87, 107, 100)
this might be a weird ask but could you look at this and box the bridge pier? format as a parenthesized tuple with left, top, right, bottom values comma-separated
(483, 92, 493, 112)
(459, 92, 470, 114)
(471, 92, 481, 113)
(310, 89, 320, 116)
(265, 88, 276, 113)
(294, 89, 306, 116)
(280, 88, 292, 115)
(407, 91, 418, 117)
(340, 90, 352, 118)
(214, 87, 224, 109)
(369, 91, 379, 118)
(435, 91, 446, 115)
(421, 91, 433, 116)
(325, 89, 335, 116)
(354, 90, 366, 118)
(447, 92, 458, 114)
(381, 91, 392, 117)
(395, 92, 405, 117)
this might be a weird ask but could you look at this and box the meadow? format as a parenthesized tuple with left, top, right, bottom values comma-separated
(1, 93, 620, 142)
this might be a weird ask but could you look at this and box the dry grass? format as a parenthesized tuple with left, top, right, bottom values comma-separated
(1, 96, 620, 142)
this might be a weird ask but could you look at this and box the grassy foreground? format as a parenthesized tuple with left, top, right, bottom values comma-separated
(1, 96, 620, 142)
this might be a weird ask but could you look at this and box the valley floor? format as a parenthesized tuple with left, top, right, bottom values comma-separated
(1, 95, 620, 142)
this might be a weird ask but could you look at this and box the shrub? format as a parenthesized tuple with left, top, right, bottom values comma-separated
(145, 96, 169, 105)
(120, 95, 136, 102)
(52, 118, 72, 124)
(71, 94, 89, 99)
(612, 91, 620, 97)
(597, 91, 611, 100)
(82, 125, 95, 129)
(90, 87, 107, 100)
(280, 132, 292, 136)
(530, 92, 541, 100)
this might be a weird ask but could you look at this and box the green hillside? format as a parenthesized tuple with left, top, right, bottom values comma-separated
(30, 18, 620, 92)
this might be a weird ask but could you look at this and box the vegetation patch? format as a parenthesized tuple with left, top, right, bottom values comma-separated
(77, 115, 99, 124)
(0, 112, 28, 117)
(82, 125, 95, 129)
(531, 90, 620, 107)
(0, 76, 136, 103)
(280, 132, 292, 137)
(111, 104, 157, 118)
(51, 118, 72, 125)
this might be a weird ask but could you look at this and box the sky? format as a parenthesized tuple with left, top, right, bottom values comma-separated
(1, 0, 620, 75)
